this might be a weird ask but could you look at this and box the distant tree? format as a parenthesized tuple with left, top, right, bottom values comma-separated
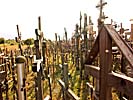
(24, 38, 34, 46)
(0, 38, 5, 44)
(5, 39, 17, 45)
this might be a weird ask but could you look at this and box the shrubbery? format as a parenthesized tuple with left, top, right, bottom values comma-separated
(0, 38, 5, 44)
(24, 38, 34, 45)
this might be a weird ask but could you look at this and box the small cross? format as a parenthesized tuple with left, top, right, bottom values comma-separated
(119, 23, 129, 34)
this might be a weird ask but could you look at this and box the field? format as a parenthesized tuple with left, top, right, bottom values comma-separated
(0, 44, 28, 51)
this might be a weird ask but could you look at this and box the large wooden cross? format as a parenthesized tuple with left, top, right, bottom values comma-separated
(96, 0, 107, 18)
(96, 0, 107, 25)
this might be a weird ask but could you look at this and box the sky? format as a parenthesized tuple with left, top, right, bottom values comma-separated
(0, 0, 133, 40)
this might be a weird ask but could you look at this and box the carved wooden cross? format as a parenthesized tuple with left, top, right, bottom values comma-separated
(96, 0, 107, 25)
(96, 0, 107, 19)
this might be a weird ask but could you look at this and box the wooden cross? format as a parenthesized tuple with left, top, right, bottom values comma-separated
(16, 25, 23, 55)
(0, 71, 6, 100)
(119, 23, 129, 34)
(110, 19, 118, 28)
(96, 0, 107, 19)
(96, 0, 107, 25)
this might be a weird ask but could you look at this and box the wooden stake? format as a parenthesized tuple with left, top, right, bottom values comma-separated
(99, 26, 112, 100)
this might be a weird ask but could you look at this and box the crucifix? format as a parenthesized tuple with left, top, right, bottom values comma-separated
(96, 0, 107, 25)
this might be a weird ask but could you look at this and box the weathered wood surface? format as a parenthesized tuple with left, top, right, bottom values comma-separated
(105, 25, 133, 68)
(108, 72, 133, 98)
(84, 65, 99, 79)
(85, 35, 99, 64)
(58, 79, 80, 100)
(86, 82, 99, 100)
(0, 71, 7, 83)
(85, 24, 133, 99)
(99, 25, 112, 100)
(85, 65, 133, 98)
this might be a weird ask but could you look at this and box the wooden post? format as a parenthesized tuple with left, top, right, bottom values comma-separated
(79, 11, 82, 36)
(63, 63, 69, 89)
(38, 16, 41, 31)
(37, 61, 43, 100)
(42, 41, 46, 76)
(58, 35, 65, 100)
(75, 24, 80, 70)
(63, 63, 69, 100)
(4, 58, 9, 100)
(34, 28, 43, 100)
(25, 55, 29, 73)
(99, 26, 112, 100)
(130, 24, 133, 47)
(11, 50, 18, 100)
(0, 83, 2, 100)
(48, 65, 52, 100)
(55, 33, 59, 65)
(84, 13, 88, 54)
(64, 28, 68, 43)
(0, 71, 7, 100)
(35, 29, 41, 59)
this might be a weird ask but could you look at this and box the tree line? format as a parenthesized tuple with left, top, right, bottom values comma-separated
(0, 37, 34, 46)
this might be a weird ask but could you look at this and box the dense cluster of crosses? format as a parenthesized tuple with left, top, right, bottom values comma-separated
(0, 0, 133, 100)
